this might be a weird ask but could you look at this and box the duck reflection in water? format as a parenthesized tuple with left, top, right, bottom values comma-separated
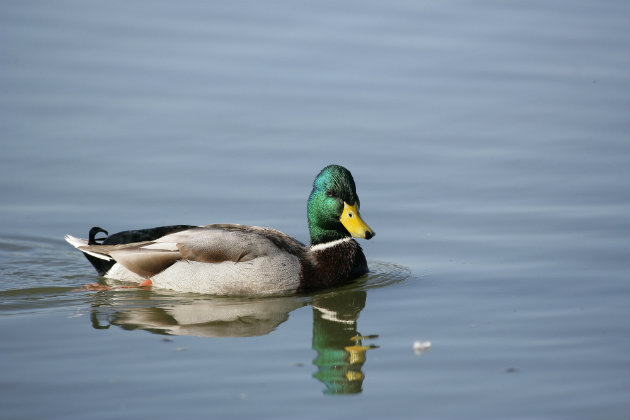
(90, 294, 305, 337)
(88, 288, 377, 395)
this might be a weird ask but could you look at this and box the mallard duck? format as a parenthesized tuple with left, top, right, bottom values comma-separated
(65, 164, 374, 295)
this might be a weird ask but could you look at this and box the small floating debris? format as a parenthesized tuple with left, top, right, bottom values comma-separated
(174, 347, 187, 352)
(413, 340, 431, 355)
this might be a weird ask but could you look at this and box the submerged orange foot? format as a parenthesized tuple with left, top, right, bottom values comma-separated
(119, 279, 153, 289)
(139, 279, 153, 287)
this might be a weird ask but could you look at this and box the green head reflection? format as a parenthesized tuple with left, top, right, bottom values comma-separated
(311, 291, 378, 395)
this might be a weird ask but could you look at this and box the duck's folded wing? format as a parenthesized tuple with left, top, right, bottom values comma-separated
(158, 225, 292, 263)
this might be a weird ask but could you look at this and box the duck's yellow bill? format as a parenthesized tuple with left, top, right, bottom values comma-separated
(340, 202, 375, 240)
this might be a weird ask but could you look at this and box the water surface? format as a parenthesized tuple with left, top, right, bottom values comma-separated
(1, 1, 628, 419)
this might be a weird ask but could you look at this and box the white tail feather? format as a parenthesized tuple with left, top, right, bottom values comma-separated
(64, 234, 87, 249)
(64, 234, 113, 261)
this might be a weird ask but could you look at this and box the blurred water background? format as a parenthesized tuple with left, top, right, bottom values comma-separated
(1, 1, 628, 419)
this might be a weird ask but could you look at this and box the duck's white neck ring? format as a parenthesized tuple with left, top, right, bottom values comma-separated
(309, 237, 352, 252)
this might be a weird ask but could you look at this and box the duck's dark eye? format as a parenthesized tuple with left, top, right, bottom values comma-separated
(326, 189, 333, 197)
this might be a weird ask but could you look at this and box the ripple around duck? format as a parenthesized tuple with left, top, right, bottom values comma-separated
(361, 261, 413, 289)
(309, 260, 413, 299)
(0, 246, 412, 314)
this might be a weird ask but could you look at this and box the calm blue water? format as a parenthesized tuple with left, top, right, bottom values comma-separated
(1, 1, 629, 419)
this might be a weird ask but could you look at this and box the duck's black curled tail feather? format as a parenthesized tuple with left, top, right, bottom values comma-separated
(89, 227, 108, 245)
(84, 226, 115, 275)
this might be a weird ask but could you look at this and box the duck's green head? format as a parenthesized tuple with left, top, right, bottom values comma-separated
(307, 164, 375, 245)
